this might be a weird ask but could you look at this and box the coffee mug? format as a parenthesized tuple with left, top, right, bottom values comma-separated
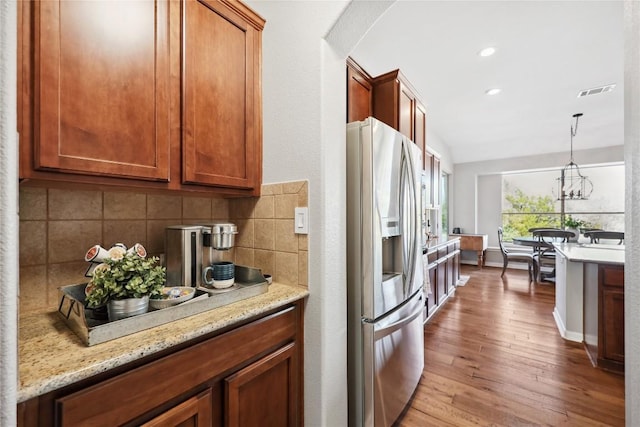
(202, 261, 235, 288)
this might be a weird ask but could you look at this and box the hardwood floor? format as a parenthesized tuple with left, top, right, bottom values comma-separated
(399, 265, 625, 426)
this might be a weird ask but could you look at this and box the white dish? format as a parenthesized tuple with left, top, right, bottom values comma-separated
(149, 286, 196, 310)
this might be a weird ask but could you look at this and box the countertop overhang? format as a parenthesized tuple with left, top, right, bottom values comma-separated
(553, 242, 625, 265)
(18, 282, 309, 403)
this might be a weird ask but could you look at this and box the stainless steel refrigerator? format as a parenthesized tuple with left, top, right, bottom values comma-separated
(347, 118, 425, 427)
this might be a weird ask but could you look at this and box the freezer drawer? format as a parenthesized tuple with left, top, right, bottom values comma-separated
(363, 291, 424, 426)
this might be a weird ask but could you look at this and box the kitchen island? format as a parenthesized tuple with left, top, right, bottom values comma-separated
(553, 243, 625, 373)
(18, 282, 308, 426)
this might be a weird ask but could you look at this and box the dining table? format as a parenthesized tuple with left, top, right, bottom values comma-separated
(511, 236, 553, 250)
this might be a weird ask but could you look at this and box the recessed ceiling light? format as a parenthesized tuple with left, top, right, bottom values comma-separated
(479, 47, 496, 57)
(485, 88, 501, 96)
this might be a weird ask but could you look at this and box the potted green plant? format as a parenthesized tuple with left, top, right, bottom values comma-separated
(85, 251, 166, 321)
(563, 215, 586, 242)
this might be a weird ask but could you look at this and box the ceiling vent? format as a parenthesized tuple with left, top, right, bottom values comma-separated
(577, 84, 616, 98)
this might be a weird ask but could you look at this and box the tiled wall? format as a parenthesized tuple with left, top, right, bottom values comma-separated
(18, 181, 308, 315)
(230, 181, 308, 288)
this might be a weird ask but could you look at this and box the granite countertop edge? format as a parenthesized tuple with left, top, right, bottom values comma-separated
(18, 282, 309, 403)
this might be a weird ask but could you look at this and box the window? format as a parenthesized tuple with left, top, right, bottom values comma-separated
(501, 163, 624, 241)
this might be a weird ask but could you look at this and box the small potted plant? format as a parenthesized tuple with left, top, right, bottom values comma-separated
(85, 250, 166, 321)
(563, 215, 586, 242)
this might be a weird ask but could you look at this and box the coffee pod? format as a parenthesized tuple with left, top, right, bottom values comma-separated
(127, 243, 147, 258)
(85, 245, 109, 263)
(107, 246, 126, 260)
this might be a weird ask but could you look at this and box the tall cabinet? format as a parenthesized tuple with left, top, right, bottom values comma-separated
(18, 0, 265, 196)
(346, 61, 427, 164)
(371, 69, 427, 160)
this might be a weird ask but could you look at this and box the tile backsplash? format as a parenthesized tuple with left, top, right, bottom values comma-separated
(18, 181, 308, 314)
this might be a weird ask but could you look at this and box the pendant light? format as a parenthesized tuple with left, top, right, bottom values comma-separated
(556, 113, 593, 200)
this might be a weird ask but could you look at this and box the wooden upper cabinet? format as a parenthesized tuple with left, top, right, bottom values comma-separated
(182, 0, 264, 191)
(371, 69, 427, 162)
(346, 57, 373, 123)
(19, 0, 265, 196)
(398, 83, 415, 140)
(414, 101, 427, 162)
(32, 0, 171, 181)
(431, 153, 441, 207)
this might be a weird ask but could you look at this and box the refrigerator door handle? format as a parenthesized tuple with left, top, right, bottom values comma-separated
(399, 148, 411, 289)
(373, 294, 423, 340)
(401, 140, 417, 297)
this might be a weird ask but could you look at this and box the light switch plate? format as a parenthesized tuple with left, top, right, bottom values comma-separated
(294, 207, 309, 234)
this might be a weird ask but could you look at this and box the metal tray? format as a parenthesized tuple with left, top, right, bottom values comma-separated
(57, 265, 269, 346)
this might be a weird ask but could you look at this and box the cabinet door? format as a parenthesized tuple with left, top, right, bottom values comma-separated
(347, 63, 373, 122)
(399, 83, 414, 141)
(141, 389, 213, 427)
(426, 264, 437, 315)
(424, 150, 434, 200)
(225, 343, 298, 427)
(601, 287, 625, 363)
(446, 254, 454, 296)
(432, 156, 441, 207)
(33, 0, 171, 180)
(437, 260, 447, 305)
(414, 101, 426, 160)
(183, 0, 263, 191)
(452, 250, 460, 286)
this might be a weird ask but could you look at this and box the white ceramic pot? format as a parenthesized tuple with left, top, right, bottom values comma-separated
(567, 228, 579, 242)
(107, 295, 149, 321)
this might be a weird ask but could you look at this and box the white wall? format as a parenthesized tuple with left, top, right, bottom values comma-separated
(624, 1, 640, 423)
(427, 129, 453, 174)
(0, 1, 18, 424)
(244, 2, 356, 426)
(453, 145, 624, 247)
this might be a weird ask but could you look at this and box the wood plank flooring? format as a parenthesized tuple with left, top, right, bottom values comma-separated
(398, 265, 625, 427)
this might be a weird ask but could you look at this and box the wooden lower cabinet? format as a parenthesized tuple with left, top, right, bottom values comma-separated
(141, 389, 213, 427)
(18, 301, 304, 427)
(598, 265, 625, 373)
(436, 252, 449, 304)
(225, 343, 297, 427)
(424, 239, 460, 322)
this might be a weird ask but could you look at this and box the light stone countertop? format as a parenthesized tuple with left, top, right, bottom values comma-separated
(18, 282, 309, 403)
(553, 242, 625, 265)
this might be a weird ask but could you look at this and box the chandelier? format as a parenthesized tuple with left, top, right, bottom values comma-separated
(556, 113, 593, 200)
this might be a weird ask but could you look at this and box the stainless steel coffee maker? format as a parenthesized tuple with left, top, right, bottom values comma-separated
(164, 223, 237, 287)
(201, 223, 238, 266)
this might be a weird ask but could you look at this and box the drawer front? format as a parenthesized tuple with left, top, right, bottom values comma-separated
(602, 265, 624, 288)
(56, 305, 298, 427)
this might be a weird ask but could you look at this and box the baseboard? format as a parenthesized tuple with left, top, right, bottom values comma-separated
(553, 307, 582, 343)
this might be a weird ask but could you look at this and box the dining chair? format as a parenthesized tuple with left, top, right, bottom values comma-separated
(584, 230, 624, 245)
(580, 227, 603, 235)
(531, 229, 575, 282)
(527, 227, 562, 233)
(498, 227, 537, 282)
